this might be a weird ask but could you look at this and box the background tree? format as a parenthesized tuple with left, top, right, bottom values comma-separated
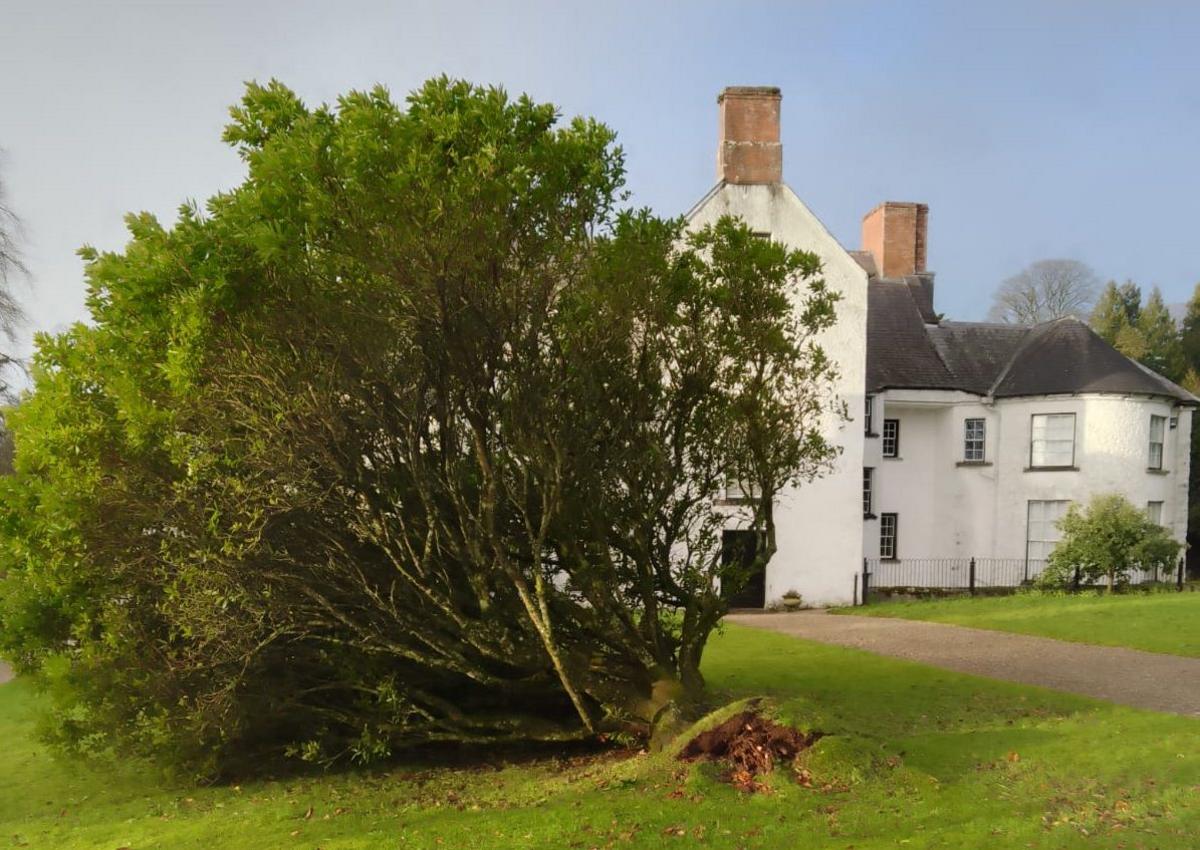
(987, 258, 1099, 324)
(0, 165, 25, 400)
(1041, 493, 1182, 592)
(0, 79, 844, 777)
(1090, 279, 1142, 344)
(1090, 280, 1189, 378)
(1178, 282, 1200, 385)
(1137, 287, 1186, 382)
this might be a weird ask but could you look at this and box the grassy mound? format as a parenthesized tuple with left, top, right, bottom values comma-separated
(677, 705, 821, 791)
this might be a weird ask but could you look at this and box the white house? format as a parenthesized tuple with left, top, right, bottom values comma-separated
(686, 87, 1196, 607)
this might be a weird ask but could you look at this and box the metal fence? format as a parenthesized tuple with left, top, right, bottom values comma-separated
(859, 556, 1185, 603)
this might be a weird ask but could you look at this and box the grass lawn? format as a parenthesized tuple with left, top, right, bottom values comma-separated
(3, 624, 1199, 849)
(842, 590, 1200, 657)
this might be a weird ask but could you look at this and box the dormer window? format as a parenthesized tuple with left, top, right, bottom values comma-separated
(864, 395, 875, 435)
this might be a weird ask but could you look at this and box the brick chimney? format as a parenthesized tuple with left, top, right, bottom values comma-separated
(717, 86, 782, 184)
(861, 201, 929, 278)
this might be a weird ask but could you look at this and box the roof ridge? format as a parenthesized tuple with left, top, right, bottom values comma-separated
(984, 323, 1042, 397)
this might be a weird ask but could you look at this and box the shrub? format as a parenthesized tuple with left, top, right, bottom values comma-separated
(1038, 493, 1182, 591)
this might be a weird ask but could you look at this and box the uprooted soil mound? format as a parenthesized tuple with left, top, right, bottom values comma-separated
(677, 710, 821, 791)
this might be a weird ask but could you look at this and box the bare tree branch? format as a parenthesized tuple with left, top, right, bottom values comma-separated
(0, 160, 28, 401)
(987, 259, 1099, 325)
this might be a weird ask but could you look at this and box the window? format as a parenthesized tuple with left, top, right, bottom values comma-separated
(862, 468, 873, 516)
(864, 395, 874, 435)
(1030, 413, 1075, 468)
(723, 478, 762, 502)
(1147, 501, 1164, 525)
(1026, 500, 1070, 563)
(964, 418, 986, 462)
(882, 419, 900, 458)
(1149, 415, 1166, 470)
(880, 513, 898, 559)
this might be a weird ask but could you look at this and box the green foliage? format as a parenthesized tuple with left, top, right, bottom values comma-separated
(0, 78, 843, 777)
(1090, 279, 1142, 345)
(1039, 493, 1182, 591)
(1138, 288, 1186, 381)
(1179, 282, 1200, 371)
(1090, 281, 1185, 381)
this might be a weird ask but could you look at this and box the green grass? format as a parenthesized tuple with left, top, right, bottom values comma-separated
(3, 624, 1200, 848)
(842, 590, 1200, 657)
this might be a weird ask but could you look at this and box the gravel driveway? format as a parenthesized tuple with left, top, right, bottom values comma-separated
(728, 610, 1200, 716)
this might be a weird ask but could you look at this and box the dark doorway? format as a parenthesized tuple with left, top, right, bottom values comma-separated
(722, 529, 765, 609)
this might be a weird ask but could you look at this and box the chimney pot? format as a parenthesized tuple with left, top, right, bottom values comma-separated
(717, 86, 782, 184)
(861, 201, 929, 278)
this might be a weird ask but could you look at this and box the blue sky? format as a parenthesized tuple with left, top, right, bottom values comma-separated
(3, 1, 1200, 358)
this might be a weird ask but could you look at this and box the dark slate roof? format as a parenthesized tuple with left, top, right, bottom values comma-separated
(927, 322, 1028, 395)
(866, 278, 1199, 404)
(866, 279, 954, 391)
(991, 319, 1198, 401)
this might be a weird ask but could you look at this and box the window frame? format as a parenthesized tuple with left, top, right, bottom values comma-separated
(862, 467, 874, 517)
(864, 395, 875, 435)
(963, 417, 986, 462)
(1148, 415, 1166, 470)
(879, 513, 898, 560)
(882, 419, 900, 458)
(1146, 500, 1164, 525)
(1029, 412, 1076, 469)
(1025, 499, 1071, 566)
(722, 477, 763, 503)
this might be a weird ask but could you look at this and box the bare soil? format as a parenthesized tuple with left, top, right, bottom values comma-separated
(678, 709, 820, 791)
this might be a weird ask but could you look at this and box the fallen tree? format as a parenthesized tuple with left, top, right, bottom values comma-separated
(0, 77, 843, 777)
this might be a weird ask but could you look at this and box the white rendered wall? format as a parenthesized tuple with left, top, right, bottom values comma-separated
(868, 391, 1192, 565)
(686, 183, 868, 606)
(991, 395, 1190, 558)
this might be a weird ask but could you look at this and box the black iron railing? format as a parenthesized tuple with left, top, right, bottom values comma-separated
(857, 556, 1184, 604)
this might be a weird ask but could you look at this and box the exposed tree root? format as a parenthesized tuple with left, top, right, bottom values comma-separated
(677, 710, 821, 792)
